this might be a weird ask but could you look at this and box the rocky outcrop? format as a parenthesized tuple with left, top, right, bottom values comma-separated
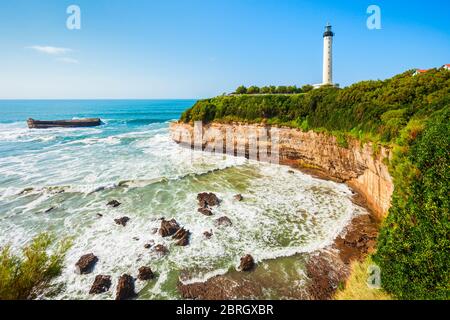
(172, 227, 190, 246)
(198, 207, 213, 216)
(114, 216, 130, 226)
(239, 254, 255, 271)
(215, 216, 232, 227)
(234, 194, 243, 202)
(137, 267, 155, 281)
(154, 244, 168, 255)
(107, 200, 121, 208)
(170, 122, 393, 219)
(197, 192, 220, 207)
(159, 219, 180, 237)
(75, 253, 98, 274)
(203, 231, 213, 239)
(115, 274, 136, 300)
(89, 275, 112, 294)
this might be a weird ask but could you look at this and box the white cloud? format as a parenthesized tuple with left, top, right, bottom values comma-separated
(27, 46, 72, 55)
(56, 57, 79, 64)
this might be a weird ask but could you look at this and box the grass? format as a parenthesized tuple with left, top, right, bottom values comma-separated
(334, 257, 392, 300)
(0, 233, 72, 300)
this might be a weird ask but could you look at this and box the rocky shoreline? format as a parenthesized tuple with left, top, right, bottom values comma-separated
(170, 121, 388, 300)
(176, 189, 379, 300)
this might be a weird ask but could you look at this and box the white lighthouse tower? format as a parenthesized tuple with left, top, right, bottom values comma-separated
(322, 23, 334, 85)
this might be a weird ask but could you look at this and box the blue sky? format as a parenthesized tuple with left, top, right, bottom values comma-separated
(0, 0, 449, 99)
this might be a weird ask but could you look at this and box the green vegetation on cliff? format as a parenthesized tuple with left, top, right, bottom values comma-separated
(180, 69, 450, 299)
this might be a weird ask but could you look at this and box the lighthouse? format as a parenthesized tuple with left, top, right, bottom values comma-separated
(322, 23, 334, 85)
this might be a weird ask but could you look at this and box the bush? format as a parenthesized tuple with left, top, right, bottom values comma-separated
(235, 85, 247, 94)
(180, 69, 450, 299)
(0, 233, 72, 300)
(373, 110, 450, 300)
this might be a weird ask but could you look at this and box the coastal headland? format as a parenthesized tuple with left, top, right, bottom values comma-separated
(170, 121, 392, 299)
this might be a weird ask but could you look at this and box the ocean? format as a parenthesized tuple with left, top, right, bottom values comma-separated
(0, 100, 366, 299)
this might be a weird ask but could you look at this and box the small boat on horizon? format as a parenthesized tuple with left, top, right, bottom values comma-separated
(27, 118, 102, 129)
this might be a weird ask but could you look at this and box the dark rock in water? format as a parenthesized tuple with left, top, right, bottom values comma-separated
(154, 244, 168, 255)
(75, 253, 98, 274)
(159, 218, 180, 237)
(203, 231, 213, 239)
(197, 192, 220, 207)
(151, 228, 158, 234)
(173, 227, 190, 246)
(115, 274, 136, 300)
(89, 275, 112, 294)
(19, 187, 34, 195)
(239, 254, 255, 271)
(198, 207, 213, 216)
(107, 200, 121, 208)
(97, 213, 103, 218)
(133, 237, 139, 241)
(114, 216, 130, 226)
(234, 194, 243, 202)
(144, 243, 152, 249)
(44, 206, 55, 213)
(288, 170, 295, 174)
(138, 267, 155, 281)
(215, 216, 232, 227)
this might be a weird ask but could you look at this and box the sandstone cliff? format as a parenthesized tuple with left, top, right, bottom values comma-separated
(170, 122, 393, 219)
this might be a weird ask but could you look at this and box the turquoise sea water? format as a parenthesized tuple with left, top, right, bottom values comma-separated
(0, 100, 366, 299)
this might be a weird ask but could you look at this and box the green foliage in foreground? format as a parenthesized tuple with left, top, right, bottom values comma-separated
(181, 68, 450, 299)
(0, 234, 71, 300)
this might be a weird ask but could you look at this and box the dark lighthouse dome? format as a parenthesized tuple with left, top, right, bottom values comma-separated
(323, 24, 334, 37)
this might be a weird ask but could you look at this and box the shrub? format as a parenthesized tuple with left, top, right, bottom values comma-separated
(373, 110, 450, 300)
(0, 233, 72, 300)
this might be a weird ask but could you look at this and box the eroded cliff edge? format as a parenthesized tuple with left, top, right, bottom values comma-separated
(170, 121, 393, 220)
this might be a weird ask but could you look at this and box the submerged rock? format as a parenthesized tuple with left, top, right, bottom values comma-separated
(97, 213, 103, 218)
(138, 267, 155, 281)
(197, 192, 220, 207)
(89, 275, 112, 294)
(234, 194, 243, 202)
(151, 227, 159, 234)
(114, 216, 130, 226)
(43, 206, 55, 213)
(115, 274, 136, 300)
(198, 207, 213, 216)
(75, 253, 98, 274)
(215, 216, 232, 227)
(172, 227, 191, 246)
(239, 254, 255, 272)
(107, 200, 121, 208)
(159, 219, 180, 237)
(203, 230, 213, 239)
(154, 244, 168, 255)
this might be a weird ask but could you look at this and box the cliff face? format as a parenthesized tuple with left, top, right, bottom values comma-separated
(170, 122, 393, 219)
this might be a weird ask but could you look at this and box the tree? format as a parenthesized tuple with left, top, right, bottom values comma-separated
(247, 86, 260, 94)
(277, 86, 288, 94)
(260, 86, 271, 94)
(287, 86, 298, 94)
(235, 85, 247, 94)
(302, 84, 314, 93)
